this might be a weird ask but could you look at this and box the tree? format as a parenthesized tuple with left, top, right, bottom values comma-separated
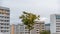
(19, 11, 40, 34)
(40, 30, 50, 34)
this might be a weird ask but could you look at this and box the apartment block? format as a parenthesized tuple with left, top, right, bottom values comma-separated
(45, 24, 50, 31)
(31, 21, 45, 34)
(50, 14, 60, 34)
(11, 21, 45, 34)
(0, 6, 10, 34)
(10, 24, 25, 34)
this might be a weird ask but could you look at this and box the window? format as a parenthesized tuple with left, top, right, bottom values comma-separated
(4, 27, 9, 29)
(56, 28, 60, 30)
(0, 23, 9, 25)
(4, 30, 6, 32)
(4, 20, 9, 22)
(1, 23, 4, 25)
(4, 23, 6, 25)
(56, 26, 60, 27)
(1, 30, 3, 32)
(56, 31, 60, 32)
(6, 10, 10, 12)
(6, 13, 10, 15)
(1, 27, 3, 29)
(7, 17, 9, 18)
(25, 27, 28, 29)
(56, 23, 60, 25)
(1, 30, 9, 32)
(42, 28, 44, 29)
(7, 23, 9, 25)
(1, 16, 3, 18)
(1, 20, 3, 22)
(56, 21, 60, 22)
(7, 20, 9, 22)
(4, 16, 10, 18)
(36, 30, 39, 31)
(7, 30, 9, 32)
(56, 15, 60, 19)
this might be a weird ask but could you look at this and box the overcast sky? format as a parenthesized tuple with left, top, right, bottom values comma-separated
(0, 0, 60, 24)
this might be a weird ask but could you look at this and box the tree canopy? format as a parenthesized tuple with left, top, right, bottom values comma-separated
(20, 11, 40, 30)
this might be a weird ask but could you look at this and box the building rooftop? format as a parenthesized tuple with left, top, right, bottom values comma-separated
(0, 6, 10, 10)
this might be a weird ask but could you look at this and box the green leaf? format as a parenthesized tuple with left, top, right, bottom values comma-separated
(19, 11, 40, 31)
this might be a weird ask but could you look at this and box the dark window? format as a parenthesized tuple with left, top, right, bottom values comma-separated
(1, 30, 3, 32)
(7, 30, 9, 32)
(7, 20, 9, 22)
(56, 31, 60, 32)
(36, 30, 39, 31)
(6, 23, 9, 25)
(7, 17, 9, 18)
(7, 27, 9, 29)
(6, 10, 10, 12)
(1, 20, 3, 22)
(56, 26, 60, 27)
(56, 15, 60, 19)
(1, 27, 3, 29)
(56, 23, 60, 25)
(6, 13, 10, 15)
(1, 23, 4, 25)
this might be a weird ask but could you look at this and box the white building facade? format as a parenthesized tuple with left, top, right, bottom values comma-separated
(31, 21, 45, 34)
(0, 6, 10, 34)
(50, 14, 60, 34)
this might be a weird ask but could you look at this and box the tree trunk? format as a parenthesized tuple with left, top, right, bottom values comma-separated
(29, 29, 30, 34)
